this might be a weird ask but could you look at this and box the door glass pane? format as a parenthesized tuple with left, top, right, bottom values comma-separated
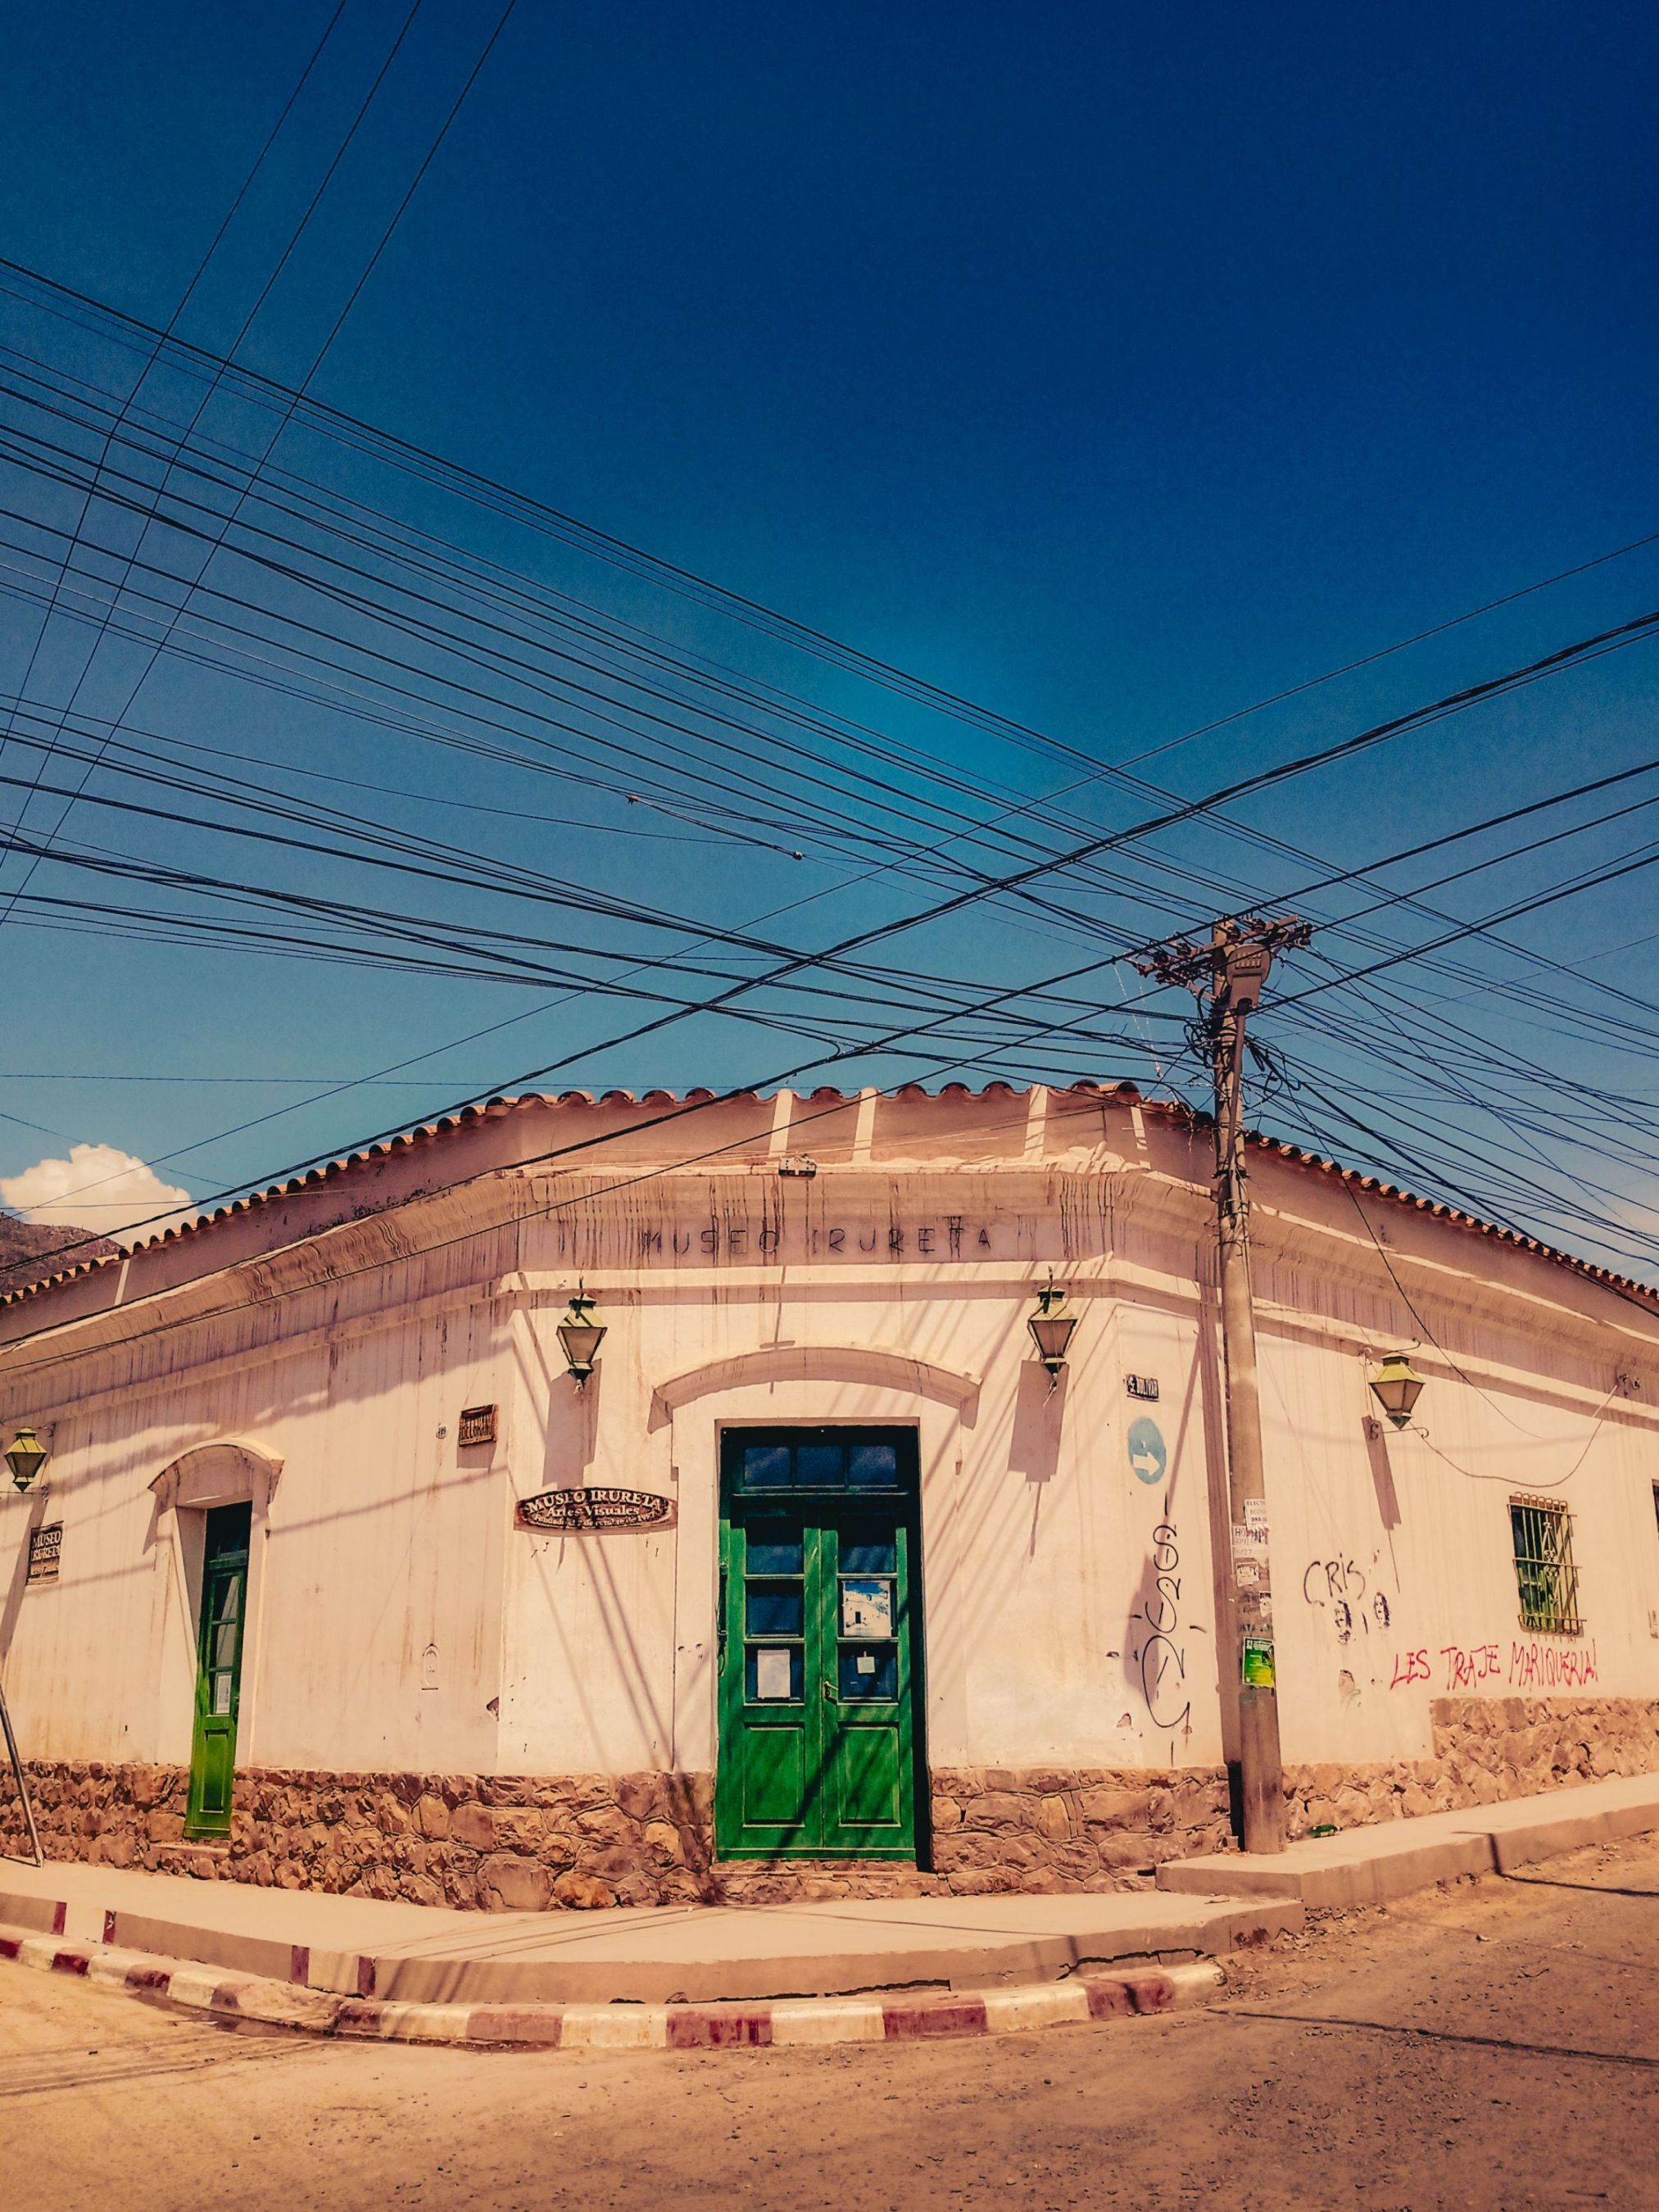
(848, 1442, 898, 1488)
(839, 1646, 897, 1700)
(796, 1442, 844, 1486)
(741, 1443, 791, 1489)
(211, 1578, 243, 1668)
(746, 1525, 804, 1574)
(841, 1536, 896, 1575)
(747, 1645, 803, 1702)
(211, 1674, 233, 1716)
(840, 1577, 895, 1638)
(746, 1584, 804, 1636)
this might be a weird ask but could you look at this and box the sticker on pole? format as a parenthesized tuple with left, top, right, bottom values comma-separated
(1126, 1416, 1167, 1486)
(1241, 1634, 1276, 1688)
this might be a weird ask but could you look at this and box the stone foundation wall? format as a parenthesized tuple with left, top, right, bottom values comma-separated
(927, 1767, 1232, 1896)
(1285, 1696, 1659, 1837)
(0, 1761, 1231, 1908)
(6, 1700, 1651, 1907)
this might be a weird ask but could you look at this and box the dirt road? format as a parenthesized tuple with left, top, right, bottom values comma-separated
(3, 1832, 1657, 2211)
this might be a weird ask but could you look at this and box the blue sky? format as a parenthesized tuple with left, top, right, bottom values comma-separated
(0, 2, 1656, 1270)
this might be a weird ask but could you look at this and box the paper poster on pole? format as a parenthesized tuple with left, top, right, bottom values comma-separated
(1241, 1634, 1276, 1688)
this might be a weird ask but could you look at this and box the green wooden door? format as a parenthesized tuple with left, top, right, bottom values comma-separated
(185, 1503, 251, 1838)
(716, 1428, 922, 1861)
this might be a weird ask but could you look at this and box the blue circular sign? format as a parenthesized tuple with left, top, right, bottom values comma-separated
(1127, 1416, 1167, 1486)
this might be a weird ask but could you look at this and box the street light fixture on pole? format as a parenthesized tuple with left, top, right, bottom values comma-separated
(1137, 913, 1311, 1856)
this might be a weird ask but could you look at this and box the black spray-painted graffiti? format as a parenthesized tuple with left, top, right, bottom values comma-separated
(1301, 1555, 1391, 1646)
(1129, 1521, 1192, 1732)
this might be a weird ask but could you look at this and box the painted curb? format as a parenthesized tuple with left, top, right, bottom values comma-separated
(0, 1922, 1222, 2051)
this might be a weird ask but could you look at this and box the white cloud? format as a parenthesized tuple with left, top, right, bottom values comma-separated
(0, 1145, 195, 1240)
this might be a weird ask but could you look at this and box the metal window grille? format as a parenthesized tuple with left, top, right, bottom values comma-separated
(1509, 1497, 1582, 1635)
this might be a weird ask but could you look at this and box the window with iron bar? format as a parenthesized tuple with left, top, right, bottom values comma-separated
(1509, 1496, 1582, 1635)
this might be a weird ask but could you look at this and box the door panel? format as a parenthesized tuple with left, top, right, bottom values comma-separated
(716, 1429, 922, 1861)
(836, 1728, 901, 1827)
(745, 1728, 809, 1828)
(720, 1516, 815, 1847)
(186, 1503, 251, 1838)
(819, 1516, 911, 1853)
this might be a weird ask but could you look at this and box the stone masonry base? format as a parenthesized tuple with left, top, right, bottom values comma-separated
(0, 1761, 1232, 1910)
(1285, 1695, 1659, 1838)
(2, 1697, 1653, 1910)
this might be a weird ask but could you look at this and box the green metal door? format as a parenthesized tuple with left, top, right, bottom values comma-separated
(185, 1503, 251, 1838)
(716, 1428, 922, 1861)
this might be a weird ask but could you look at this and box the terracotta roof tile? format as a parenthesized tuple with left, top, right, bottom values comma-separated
(1, 1080, 1652, 1317)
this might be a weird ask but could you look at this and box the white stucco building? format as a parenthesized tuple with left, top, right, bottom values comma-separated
(1, 1081, 1655, 1908)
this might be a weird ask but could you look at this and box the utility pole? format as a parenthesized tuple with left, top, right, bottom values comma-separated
(1136, 914, 1311, 1855)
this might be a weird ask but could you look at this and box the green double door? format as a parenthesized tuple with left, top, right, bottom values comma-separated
(185, 1503, 251, 1838)
(716, 1427, 923, 1861)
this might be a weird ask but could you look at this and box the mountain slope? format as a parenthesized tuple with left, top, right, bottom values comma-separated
(0, 1212, 118, 1295)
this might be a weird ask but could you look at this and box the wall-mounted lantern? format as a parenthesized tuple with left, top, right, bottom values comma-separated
(1027, 1279, 1078, 1390)
(5, 1426, 49, 1493)
(555, 1288, 607, 1389)
(1368, 1351, 1425, 1431)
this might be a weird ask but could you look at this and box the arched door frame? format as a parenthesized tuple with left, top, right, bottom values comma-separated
(149, 1439, 283, 1772)
(655, 1349, 980, 1781)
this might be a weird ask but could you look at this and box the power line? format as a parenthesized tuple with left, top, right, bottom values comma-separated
(1273, 843, 1659, 1013)
(11, 340, 1659, 1006)
(7, 264, 1659, 1268)
(11, 257, 1659, 1037)
(12, 415, 1659, 1274)
(15, 592, 1659, 1279)
(0, 1, 516, 936)
(12, 346, 1659, 1054)
(7, 246, 1658, 823)
(0, 1, 351, 786)
(0, 1, 423, 922)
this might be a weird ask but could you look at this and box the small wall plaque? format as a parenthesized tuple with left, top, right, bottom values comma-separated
(1126, 1374, 1160, 1401)
(458, 1404, 497, 1448)
(26, 1522, 61, 1584)
(515, 1486, 675, 1533)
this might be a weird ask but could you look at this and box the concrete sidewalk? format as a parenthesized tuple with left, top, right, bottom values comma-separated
(4, 1770, 1653, 2009)
(1158, 1770, 1659, 1909)
(0, 1855, 1296, 2005)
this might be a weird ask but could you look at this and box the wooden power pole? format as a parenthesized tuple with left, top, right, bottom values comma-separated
(1138, 914, 1310, 1856)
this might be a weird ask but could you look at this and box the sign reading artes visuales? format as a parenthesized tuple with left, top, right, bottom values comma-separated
(515, 1486, 675, 1533)
(26, 1522, 61, 1584)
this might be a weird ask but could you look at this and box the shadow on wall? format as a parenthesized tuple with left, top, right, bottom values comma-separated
(1366, 1417, 1403, 1531)
(536, 1329, 600, 1492)
(1007, 1362, 1065, 1486)
(1120, 1352, 1210, 1746)
(0, 1487, 56, 1679)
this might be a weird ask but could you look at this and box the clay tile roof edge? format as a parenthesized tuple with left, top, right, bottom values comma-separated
(0, 1081, 1652, 1316)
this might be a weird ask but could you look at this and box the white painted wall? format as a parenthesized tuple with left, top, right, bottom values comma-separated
(0, 1086, 1654, 1788)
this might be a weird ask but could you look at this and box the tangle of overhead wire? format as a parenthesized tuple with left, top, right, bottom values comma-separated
(1399, 1385, 1620, 1489)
